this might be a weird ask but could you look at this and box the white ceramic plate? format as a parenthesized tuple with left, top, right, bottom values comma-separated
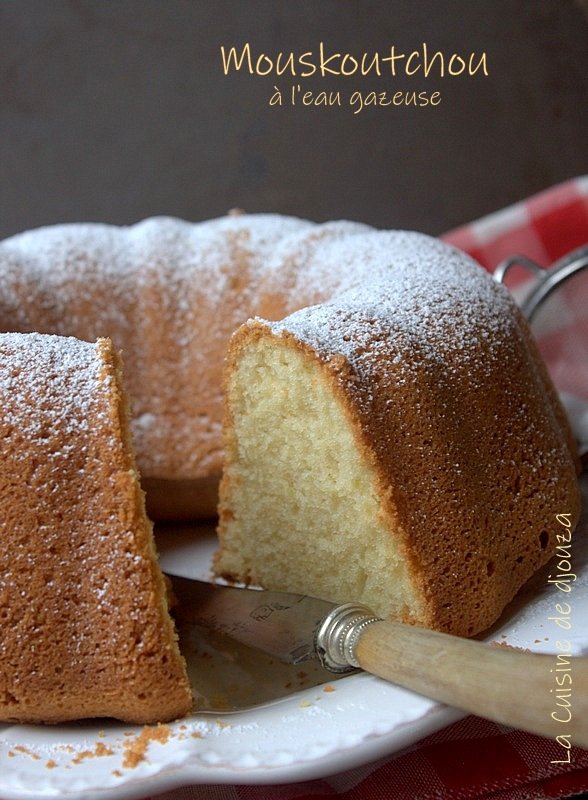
(0, 482, 586, 800)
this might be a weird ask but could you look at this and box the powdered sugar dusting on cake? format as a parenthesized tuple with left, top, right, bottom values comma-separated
(0, 215, 321, 477)
(0, 333, 113, 443)
(0, 215, 521, 482)
(266, 230, 518, 384)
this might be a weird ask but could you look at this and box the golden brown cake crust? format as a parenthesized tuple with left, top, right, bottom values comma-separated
(0, 333, 192, 724)
(216, 233, 582, 638)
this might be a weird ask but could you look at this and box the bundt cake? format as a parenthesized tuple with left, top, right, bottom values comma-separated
(0, 214, 581, 639)
(0, 332, 192, 724)
(214, 231, 582, 637)
(0, 213, 424, 519)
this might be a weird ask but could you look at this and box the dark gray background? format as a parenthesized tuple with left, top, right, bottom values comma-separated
(1, 0, 587, 239)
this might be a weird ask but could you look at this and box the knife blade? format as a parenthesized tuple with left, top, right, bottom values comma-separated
(168, 573, 588, 747)
(169, 574, 353, 667)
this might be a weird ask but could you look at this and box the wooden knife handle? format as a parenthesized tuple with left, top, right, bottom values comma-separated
(355, 619, 588, 749)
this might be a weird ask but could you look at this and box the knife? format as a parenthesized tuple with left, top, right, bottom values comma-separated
(169, 574, 588, 747)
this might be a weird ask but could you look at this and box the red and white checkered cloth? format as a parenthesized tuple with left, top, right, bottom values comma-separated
(152, 178, 588, 800)
(443, 176, 588, 275)
(444, 175, 588, 406)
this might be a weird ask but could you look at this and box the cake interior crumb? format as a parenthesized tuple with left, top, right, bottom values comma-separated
(122, 723, 172, 769)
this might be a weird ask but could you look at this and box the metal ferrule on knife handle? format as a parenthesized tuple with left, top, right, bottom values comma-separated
(315, 603, 382, 672)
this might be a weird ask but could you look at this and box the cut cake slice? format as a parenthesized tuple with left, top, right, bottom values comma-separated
(0, 333, 192, 723)
(215, 254, 581, 638)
